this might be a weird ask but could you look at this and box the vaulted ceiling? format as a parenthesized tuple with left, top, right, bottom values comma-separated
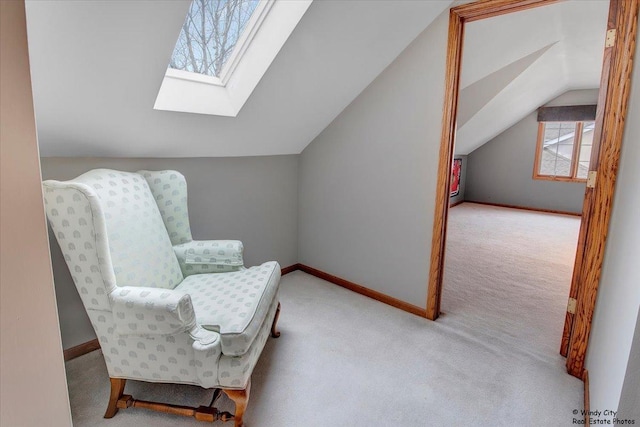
(26, 0, 451, 157)
(456, 0, 608, 154)
(25, 0, 608, 158)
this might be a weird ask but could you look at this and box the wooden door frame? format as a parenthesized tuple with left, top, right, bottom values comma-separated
(425, 0, 639, 380)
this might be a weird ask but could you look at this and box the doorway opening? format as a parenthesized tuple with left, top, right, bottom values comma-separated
(425, 0, 638, 379)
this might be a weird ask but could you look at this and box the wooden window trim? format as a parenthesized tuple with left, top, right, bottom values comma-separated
(570, 122, 584, 179)
(533, 121, 589, 183)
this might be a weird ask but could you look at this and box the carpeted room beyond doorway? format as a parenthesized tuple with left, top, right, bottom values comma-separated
(65, 203, 583, 427)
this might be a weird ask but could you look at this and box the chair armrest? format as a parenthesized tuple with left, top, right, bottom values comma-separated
(110, 286, 197, 336)
(173, 240, 244, 276)
(190, 326, 221, 349)
(190, 326, 223, 388)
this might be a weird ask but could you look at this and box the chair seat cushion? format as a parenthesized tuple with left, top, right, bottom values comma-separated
(175, 261, 280, 356)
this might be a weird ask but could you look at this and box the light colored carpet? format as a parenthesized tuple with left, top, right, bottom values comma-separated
(65, 203, 583, 426)
(442, 203, 581, 360)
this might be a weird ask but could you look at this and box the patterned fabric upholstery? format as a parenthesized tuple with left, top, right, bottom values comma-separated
(173, 240, 244, 276)
(47, 169, 183, 289)
(43, 168, 281, 391)
(176, 261, 281, 356)
(43, 184, 117, 311)
(218, 297, 279, 388)
(111, 286, 197, 337)
(88, 296, 278, 389)
(138, 170, 192, 245)
(139, 170, 245, 276)
(89, 309, 221, 385)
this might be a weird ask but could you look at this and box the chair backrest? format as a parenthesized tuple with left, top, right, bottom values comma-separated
(138, 170, 193, 245)
(43, 170, 184, 311)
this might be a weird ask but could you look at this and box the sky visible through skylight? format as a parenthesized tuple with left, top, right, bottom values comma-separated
(170, 0, 260, 78)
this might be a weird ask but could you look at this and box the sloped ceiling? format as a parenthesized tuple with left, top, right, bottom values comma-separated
(455, 0, 608, 155)
(26, 0, 451, 157)
(457, 44, 554, 128)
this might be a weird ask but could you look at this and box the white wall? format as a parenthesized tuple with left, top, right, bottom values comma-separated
(298, 5, 640, 417)
(585, 33, 640, 416)
(0, 1, 72, 425)
(617, 307, 640, 421)
(298, 9, 449, 307)
(465, 90, 597, 214)
(41, 156, 299, 349)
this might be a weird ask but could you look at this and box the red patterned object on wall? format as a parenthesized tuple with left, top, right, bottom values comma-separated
(450, 158, 462, 197)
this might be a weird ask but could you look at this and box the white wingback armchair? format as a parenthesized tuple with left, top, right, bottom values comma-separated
(43, 169, 281, 426)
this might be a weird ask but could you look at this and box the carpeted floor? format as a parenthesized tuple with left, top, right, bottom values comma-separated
(65, 203, 583, 426)
(442, 203, 582, 361)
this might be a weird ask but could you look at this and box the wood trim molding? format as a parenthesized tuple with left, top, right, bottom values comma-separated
(297, 264, 426, 317)
(281, 264, 301, 275)
(570, 122, 585, 179)
(532, 175, 588, 183)
(425, 8, 463, 321)
(566, 0, 639, 378)
(561, 0, 620, 359)
(63, 338, 101, 361)
(532, 121, 546, 181)
(426, 0, 557, 321)
(451, 0, 558, 23)
(467, 201, 582, 217)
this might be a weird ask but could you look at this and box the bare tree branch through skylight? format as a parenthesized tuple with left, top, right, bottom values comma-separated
(170, 0, 260, 77)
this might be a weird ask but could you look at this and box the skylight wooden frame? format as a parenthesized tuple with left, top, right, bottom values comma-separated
(532, 120, 590, 183)
(425, 0, 639, 381)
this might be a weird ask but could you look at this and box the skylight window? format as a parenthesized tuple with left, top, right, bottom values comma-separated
(169, 0, 260, 78)
(155, 0, 312, 116)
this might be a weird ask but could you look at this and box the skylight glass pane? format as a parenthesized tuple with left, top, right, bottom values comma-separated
(169, 0, 260, 77)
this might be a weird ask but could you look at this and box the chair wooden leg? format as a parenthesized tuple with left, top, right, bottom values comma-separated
(104, 378, 126, 418)
(271, 302, 281, 338)
(223, 380, 251, 427)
